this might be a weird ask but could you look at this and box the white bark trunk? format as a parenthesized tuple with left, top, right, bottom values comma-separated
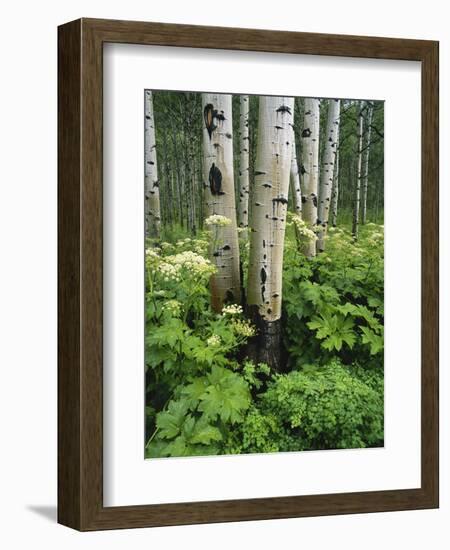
(145, 90, 161, 238)
(330, 141, 340, 227)
(352, 101, 365, 239)
(247, 96, 294, 370)
(361, 103, 373, 225)
(317, 99, 340, 252)
(202, 93, 241, 311)
(247, 96, 294, 323)
(300, 98, 320, 257)
(238, 95, 250, 234)
(290, 128, 302, 216)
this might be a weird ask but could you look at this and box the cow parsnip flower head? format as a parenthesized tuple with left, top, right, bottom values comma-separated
(157, 261, 182, 282)
(145, 247, 160, 259)
(160, 250, 216, 278)
(232, 319, 256, 338)
(205, 215, 232, 227)
(292, 215, 318, 242)
(162, 299, 182, 315)
(206, 334, 221, 347)
(222, 304, 243, 316)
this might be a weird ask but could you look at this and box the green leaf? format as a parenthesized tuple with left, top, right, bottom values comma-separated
(308, 313, 356, 351)
(198, 367, 251, 424)
(190, 416, 223, 445)
(360, 326, 384, 355)
(181, 377, 208, 410)
(156, 400, 189, 439)
(147, 318, 186, 349)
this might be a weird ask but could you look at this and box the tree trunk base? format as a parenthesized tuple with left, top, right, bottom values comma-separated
(246, 307, 286, 372)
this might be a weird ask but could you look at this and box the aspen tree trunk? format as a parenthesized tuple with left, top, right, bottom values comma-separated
(145, 90, 161, 238)
(361, 103, 373, 225)
(247, 96, 294, 371)
(238, 95, 250, 234)
(300, 98, 320, 257)
(202, 93, 241, 312)
(352, 101, 365, 239)
(317, 99, 341, 251)
(290, 128, 302, 216)
(330, 143, 340, 227)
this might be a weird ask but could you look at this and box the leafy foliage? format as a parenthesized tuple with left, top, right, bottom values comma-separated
(146, 223, 384, 457)
(283, 223, 384, 368)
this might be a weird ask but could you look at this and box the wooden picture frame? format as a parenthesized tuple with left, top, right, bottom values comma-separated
(58, 18, 439, 531)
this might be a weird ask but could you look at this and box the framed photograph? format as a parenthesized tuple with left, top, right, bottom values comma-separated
(58, 18, 439, 531)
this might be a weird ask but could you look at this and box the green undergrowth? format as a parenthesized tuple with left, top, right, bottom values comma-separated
(145, 222, 384, 458)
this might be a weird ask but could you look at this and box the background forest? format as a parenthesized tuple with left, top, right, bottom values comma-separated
(145, 91, 384, 458)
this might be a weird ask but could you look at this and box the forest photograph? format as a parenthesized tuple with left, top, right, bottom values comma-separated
(144, 90, 384, 459)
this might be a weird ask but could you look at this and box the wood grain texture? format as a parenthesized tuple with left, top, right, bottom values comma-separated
(58, 19, 82, 529)
(58, 18, 439, 531)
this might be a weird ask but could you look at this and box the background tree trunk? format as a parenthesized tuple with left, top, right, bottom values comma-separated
(145, 90, 161, 239)
(290, 128, 302, 216)
(237, 95, 250, 235)
(330, 141, 340, 227)
(247, 96, 294, 371)
(202, 93, 241, 311)
(300, 98, 320, 257)
(361, 103, 373, 225)
(317, 99, 341, 251)
(352, 101, 365, 239)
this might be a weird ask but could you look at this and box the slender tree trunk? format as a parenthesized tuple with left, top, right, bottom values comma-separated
(237, 95, 250, 235)
(317, 99, 341, 251)
(191, 146, 197, 235)
(170, 120, 183, 228)
(247, 96, 294, 371)
(375, 179, 381, 222)
(196, 139, 204, 230)
(290, 128, 302, 216)
(361, 103, 373, 225)
(145, 90, 161, 238)
(300, 98, 320, 257)
(202, 93, 241, 311)
(161, 126, 173, 229)
(352, 101, 365, 239)
(330, 143, 340, 227)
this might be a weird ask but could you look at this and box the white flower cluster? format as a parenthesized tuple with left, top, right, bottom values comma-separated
(145, 247, 160, 259)
(176, 238, 192, 247)
(171, 237, 208, 255)
(292, 215, 318, 242)
(222, 304, 243, 316)
(232, 319, 256, 338)
(206, 334, 221, 347)
(169, 251, 214, 272)
(162, 299, 182, 315)
(158, 261, 181, 282)
(156, 250, 216, 282)
(205, 215, 232, 227)
(193, 239, 209, 255)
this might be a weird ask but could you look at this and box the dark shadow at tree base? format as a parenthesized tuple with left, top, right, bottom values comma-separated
(246, 306, 288, 373)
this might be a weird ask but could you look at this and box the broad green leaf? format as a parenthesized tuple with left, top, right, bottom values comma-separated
(190, 416, 222, 445)
(156, 400, 189, 439)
